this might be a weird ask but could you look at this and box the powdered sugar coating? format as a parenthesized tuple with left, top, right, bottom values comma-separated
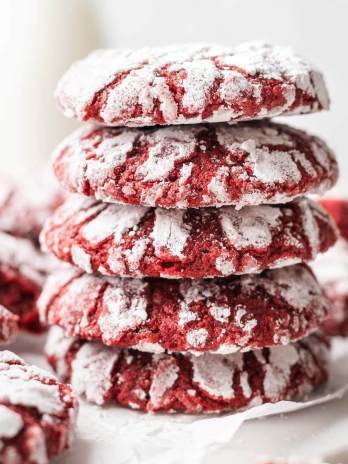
(0, 305, 18, 344)
(149, 358, 179, 407)
(44, 325, 77, 379)
(41, 196, 337, 279)
(0, 232, 50, 287)
(0, 232, 56, 332)
(71, 342, 119, 405)
(191, 352, 243, 399)
(46, 328, 329, 413)
(39, 264, 329, 353)
(150, 209, 190, 257)
(0, 350, 77, 463)
(52, 121, 338, 209)
(56, 42, 329, 127)
(0, 173, 64, 241)
(0, 405, 23, 438)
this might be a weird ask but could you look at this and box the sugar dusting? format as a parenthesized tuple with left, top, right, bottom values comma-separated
(149, 357, 179, 407)
(151, 209, 190, 258)
(56, 42, 329, 126)
(40, 263, 327, 356)
(98, 279, 148, 340)
(71, 342, 120, 405)
(54, 121, 337, 209)
(0, 405, 23, 439)
(219, 204, 281, 250)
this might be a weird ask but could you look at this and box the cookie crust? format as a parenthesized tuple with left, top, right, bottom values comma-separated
(41, 196, 337, 279)
(46, 328, 329, 414)
(56, 42, 329, 127)
(39, 264, 329, 354)
(53, 121, 337, 209)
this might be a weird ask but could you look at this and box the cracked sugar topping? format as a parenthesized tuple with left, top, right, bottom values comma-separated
(0, 350, 77, 464)
(39, 264, 328, 354)
(55, 42, 329, 127)
(52, 121, 338, 209)
(46, 328, 329, 414)
(0, 232, 51, 286)
(41, 196, 337, 279)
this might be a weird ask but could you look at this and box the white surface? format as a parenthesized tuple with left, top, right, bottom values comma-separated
(9, 335, 348, 464)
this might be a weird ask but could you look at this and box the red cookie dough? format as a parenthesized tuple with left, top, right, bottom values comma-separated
(39, 264, 329, 354)
(320, 198, 348, 242)
(0, 173, 64, 242)
(0, 350, 77, 463)
(0, 305, 18, 343)
(313, 239, 348, 337)
(53, 121, 337, 209)
(0, 232, 55, 332)
(55, 42, 329, 127)
(46, 327, 329, 413)
(41, 196, 337, 279)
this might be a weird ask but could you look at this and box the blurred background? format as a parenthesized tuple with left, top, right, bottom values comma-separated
(1, 0, 346, 192)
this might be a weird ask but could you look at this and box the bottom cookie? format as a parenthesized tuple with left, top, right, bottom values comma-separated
(0, 350, 78, 464)
(46, 327, 329, 414)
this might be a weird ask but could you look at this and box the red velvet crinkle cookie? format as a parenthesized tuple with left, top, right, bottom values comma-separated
(320, 198, 348, 242)
(0, 306, 18, 343)
(53, 121, 337, 209)
(313, 239, 348, 337)
(0, 350, 77, 464)
(46, 327, 329, 413)
(321, 281, 348, 337)
(39, 264, 328, 354)
(41, 196, 337, 279)
(55, 42, 329, 127)
(0, 232, 54, 332)
(0, 174, 64, 242)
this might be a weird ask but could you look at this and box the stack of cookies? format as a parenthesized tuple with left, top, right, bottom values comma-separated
(39, 42, 339, 413)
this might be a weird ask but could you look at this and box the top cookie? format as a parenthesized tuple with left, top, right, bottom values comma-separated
(56, 42, 329, 127)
